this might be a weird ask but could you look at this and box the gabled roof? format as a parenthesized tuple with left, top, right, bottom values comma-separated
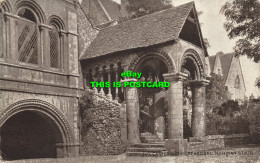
(219, 53, 233, 82)
(80, 2, 198, 60)
(209, 55, 216, 73)
(99, 0, 123, 20)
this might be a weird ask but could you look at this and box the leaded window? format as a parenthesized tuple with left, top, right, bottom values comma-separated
(49, 26, 60, 68)
(17, 8, 38, 64)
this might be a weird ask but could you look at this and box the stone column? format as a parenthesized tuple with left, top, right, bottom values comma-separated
(189, 80, 209, 138)
(106, 69, 112, 100)
(39, 24, 52, 68)
(123, 78, 141, 144)
(153, 90, 166, 141)
(93, 70, 98, 94)
(99, 69, 104, 96)
(114, 67, 119, 101)
(163, 72, 188, 155)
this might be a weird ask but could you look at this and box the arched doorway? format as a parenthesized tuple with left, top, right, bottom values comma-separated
(181, 50, 207, 139)
(1, 111, 62, 160)
(133, 55, 169, 140)
(0, 100, 72, 161)
(181, 57, 199, 139)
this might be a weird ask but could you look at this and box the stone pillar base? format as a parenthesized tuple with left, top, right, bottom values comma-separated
(165, 139, 187, 155)
(189, 137, 206, 142)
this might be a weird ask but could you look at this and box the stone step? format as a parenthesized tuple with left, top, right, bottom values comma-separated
(188, 142, 203, 146)
(141, 132, 153, 136)
(126, 151, 168, 157)
(131, 143, 165, 148)
(142, 139, 165, 143)
(141, 135, 158, 139)
(127, 147, 167, 152)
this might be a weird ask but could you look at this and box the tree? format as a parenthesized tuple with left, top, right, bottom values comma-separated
(221, 0, 260, 87)
(206, 73, 231, 116)
(126, 0, 172, 19)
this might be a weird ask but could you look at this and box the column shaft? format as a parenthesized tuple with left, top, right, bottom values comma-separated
(163, 73, 188, 139)
(124, 79, 140, 144)
(115, 68, 119, 100)
(191, 84, 206, 137)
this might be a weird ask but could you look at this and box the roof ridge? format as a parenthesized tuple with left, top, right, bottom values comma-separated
(99, 1, 194, 31)
(81, 1, 197, 60)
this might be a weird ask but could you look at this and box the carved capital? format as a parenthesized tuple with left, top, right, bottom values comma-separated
(163, 72, 188, 82)
(189, 79, 210, 87)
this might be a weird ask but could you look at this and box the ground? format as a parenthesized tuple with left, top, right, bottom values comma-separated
(3, 145, 260, 163)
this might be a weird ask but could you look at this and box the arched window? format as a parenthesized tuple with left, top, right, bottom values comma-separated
(49, 17, 65, 69)
(17, 8, 39, 64)
(49, 25, 60, 68)
(234, 75, 240, 89)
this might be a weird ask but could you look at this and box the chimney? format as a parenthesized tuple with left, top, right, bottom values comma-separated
(120, 0, 129, 17)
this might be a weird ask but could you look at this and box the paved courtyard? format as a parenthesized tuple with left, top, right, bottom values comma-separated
(4, 145, 260, 163)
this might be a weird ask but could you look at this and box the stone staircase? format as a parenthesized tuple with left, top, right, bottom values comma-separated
(126, 132, 168, 156)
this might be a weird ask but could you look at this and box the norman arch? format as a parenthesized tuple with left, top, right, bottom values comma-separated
(14, 0, 46, 23)
(181, 49, 205, 80)
(0, 0, 12, 12)
(0, 99, 73, 160)
(129, 50, 176, 73)
(48, 16, 66, 69)
(48, 15, 66, 31)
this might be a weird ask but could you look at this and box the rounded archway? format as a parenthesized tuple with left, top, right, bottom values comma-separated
(1, 111, 62, 160)
(0, 99, 72, 160)
(132, 53, 170, 140)
(180, 49, 206, 139)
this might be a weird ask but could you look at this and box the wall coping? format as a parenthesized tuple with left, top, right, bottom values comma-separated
(206, 134, 250, 140)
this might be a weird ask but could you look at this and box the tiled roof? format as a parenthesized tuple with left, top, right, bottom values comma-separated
(219, 53, 234, 82)
(80, 2, 195, 60)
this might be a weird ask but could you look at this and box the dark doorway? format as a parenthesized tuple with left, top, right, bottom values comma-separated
(1, 111, 63, 160)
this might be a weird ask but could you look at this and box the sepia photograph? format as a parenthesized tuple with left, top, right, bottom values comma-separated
(0, 0, 259, 162)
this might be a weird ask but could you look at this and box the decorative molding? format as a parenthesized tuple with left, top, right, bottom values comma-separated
(0, 61, 79, 77)
(1, 0, 12, 13)
(0, 99, 73, 142)
(128, 50, 175, 73)
(181, 49, 205, 80)
(188, 79, 210, 87)
(163, 72, 188, 82)
(14, 0, 46, 23)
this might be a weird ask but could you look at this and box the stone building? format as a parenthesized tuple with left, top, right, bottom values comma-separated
(0, 0, 80, 160)
(79, 0, 212, 156)
(0, 0, 213, 160)
(209, 52, 246, 101)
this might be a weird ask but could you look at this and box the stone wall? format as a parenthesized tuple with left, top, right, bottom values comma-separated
(204, 134, 251, 148)
(80, 91, 126, 155)
(0, 90, 79, 141)
(76, 2, 99, 59)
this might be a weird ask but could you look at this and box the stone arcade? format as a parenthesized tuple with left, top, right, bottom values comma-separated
(0, 0, 211, 160)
